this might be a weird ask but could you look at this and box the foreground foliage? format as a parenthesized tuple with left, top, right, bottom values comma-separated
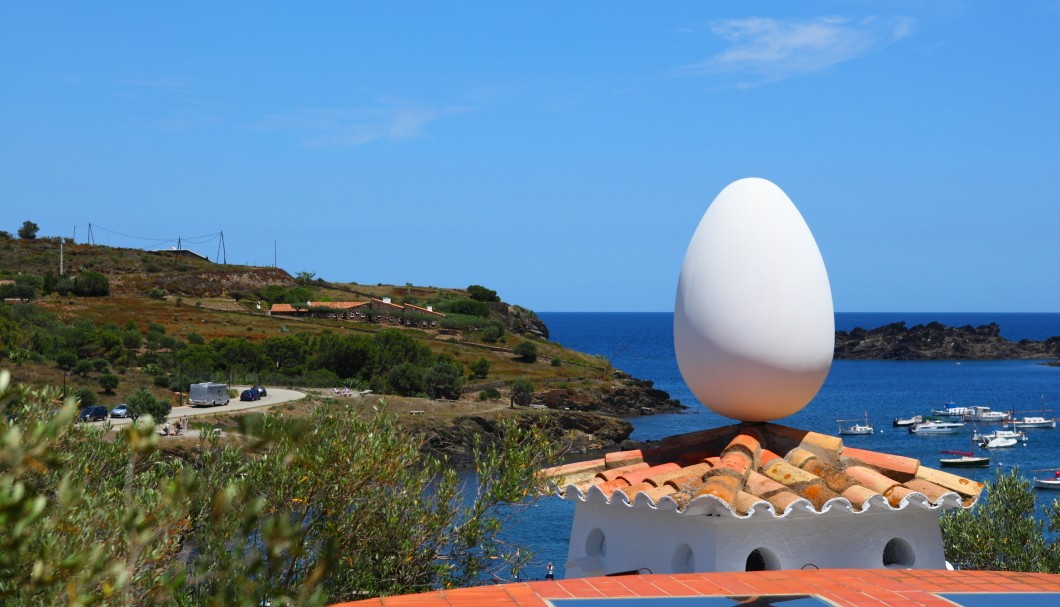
(941, 466, 1060, 571)
(0, 371, 556, 606)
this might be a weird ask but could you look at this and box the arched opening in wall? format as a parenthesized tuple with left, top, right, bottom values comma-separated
(883, 538, 915, 568)
(745, 547, 778, 572)
(672, 544, 695, 574)
(586, 528, 606, 557)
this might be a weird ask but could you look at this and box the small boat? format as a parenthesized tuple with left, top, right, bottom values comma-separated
(978, 436, 1017, 449)
(939, 450, 989, 468)
(1034, 470, 1060, 490)
(1010, 416, 1056, 429)
(910, 420, 966, 434)
(965, 405, 1010, 423)
(931, 401, 975, 419)
(838, 412, 874, 436)
(972, 428, 1027, 443)
(893, 414, 922, 427)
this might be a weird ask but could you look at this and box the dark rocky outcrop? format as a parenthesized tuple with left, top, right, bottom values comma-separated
(500, 304, 550, 339)
(538, 371, 685, 416)
(421, 371, 683, 465)
(420, 410, 634, 467)
(834, 321, 1060, 360)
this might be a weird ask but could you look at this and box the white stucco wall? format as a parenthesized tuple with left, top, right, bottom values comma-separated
(564, 501, 947, 578)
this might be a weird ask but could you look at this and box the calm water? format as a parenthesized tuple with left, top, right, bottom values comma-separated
(495, 312, 1060, 580)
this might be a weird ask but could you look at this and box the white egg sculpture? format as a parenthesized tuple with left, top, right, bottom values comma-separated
(674, 177, 834, 422)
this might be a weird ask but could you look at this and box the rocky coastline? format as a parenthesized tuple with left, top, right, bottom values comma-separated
(834, 321, 1060, 360)
(420, 370, 684, 466)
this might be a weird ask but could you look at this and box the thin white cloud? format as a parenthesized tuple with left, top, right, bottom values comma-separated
(678, 16, 913, 86)
(252, 104, 470, 147)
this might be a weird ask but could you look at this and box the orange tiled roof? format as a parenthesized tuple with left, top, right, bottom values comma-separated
(308, 301, 368, 309)
(405, 303, 445, 317)
(332, 569, 1060, 607)
(542, 421, 983, 519)
(270, 302, 368, 313)
(370, 298, 405, 310)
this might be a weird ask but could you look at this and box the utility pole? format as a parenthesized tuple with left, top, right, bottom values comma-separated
(59, 241, 64, 275)
(274, 240, 277, 268)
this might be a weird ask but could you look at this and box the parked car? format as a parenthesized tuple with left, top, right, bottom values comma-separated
(78, 405, 109, 423)
(240, 389, 260, 402)
(110, 403, 136, 419)
(252, 385, 267, 398)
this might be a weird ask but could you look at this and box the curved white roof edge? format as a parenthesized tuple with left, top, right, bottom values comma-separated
(556, 484, 973, 519)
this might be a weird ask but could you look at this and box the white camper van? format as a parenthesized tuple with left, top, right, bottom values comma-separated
(189, 382, 230, 406)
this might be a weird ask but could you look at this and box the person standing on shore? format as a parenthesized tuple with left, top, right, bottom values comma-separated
(545, 562, 554, 580)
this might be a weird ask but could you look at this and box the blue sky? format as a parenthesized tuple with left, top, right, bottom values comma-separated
(2, 2, 1057, 313)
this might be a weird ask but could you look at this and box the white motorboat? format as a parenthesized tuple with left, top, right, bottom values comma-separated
(965, 406, 1010, 423)
(931, 402, 975, 419)
(893, 414, 922, 427)
(1010, 416, 1056, 429)
(978, 436, 1017, 449)
(910, 420, 966, 434)
(972, 429, 1027, 443)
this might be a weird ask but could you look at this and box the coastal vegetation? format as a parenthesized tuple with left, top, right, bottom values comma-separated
(942, 467, 1060, 571)
(0, 372, 557, 605)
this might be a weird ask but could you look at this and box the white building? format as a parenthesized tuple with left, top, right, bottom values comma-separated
(546, 421, 982, 577)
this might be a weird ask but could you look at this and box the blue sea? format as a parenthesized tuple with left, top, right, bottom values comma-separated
(496, 312, 1060, 580)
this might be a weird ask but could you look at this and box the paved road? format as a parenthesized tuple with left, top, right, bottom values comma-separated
(91, 386, 307, 429)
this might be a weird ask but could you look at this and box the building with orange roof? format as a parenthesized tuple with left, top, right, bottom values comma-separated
(268, 298, 446, 326)
(543, 422, 983, 577)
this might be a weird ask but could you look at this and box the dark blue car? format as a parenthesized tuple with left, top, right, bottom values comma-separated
(240, 389, 260, 402)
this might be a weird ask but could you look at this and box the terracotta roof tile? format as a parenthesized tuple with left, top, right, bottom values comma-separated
(616, 463, 682, 486)
(595, 462, 648, 483)
(645, 462, 711, 487)
(692, 473, 742, 503)
(546, 421, 983, 519)
(842, 447, 920, 480)
(604, 450, 644, 469)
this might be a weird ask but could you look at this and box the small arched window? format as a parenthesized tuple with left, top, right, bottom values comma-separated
(883, 538, 915, 568)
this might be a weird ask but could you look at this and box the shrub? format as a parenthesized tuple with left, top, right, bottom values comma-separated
(98, 374, 119, 394)
(469, 357, 490, 379)
(467, 284, 500, 302)
(550, 358, 561, 367)
(437, 298, 490, 318)
(147, 288, 166, 299)
(510, 379, 533, 408)
(424, 357, 463, 400)
(73, 359, 93, 378)
(126, 387, 172, 423)
(153, 374, 170, 388)
(514, 340, 538, 363)
(17, 220, 39, 239)
(478, 387, 501, 401)
(480, 321, 505, 343)
(387, 362, 425, 397)
(187, 332, 204, 345)
(72, 387, 97, 407)
(56, 352, 77, 371)
(72, 271, 109, 296)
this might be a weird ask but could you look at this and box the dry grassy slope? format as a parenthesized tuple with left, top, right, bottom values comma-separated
(4, 239, 688, 443)
(0, 237, 294, 297)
